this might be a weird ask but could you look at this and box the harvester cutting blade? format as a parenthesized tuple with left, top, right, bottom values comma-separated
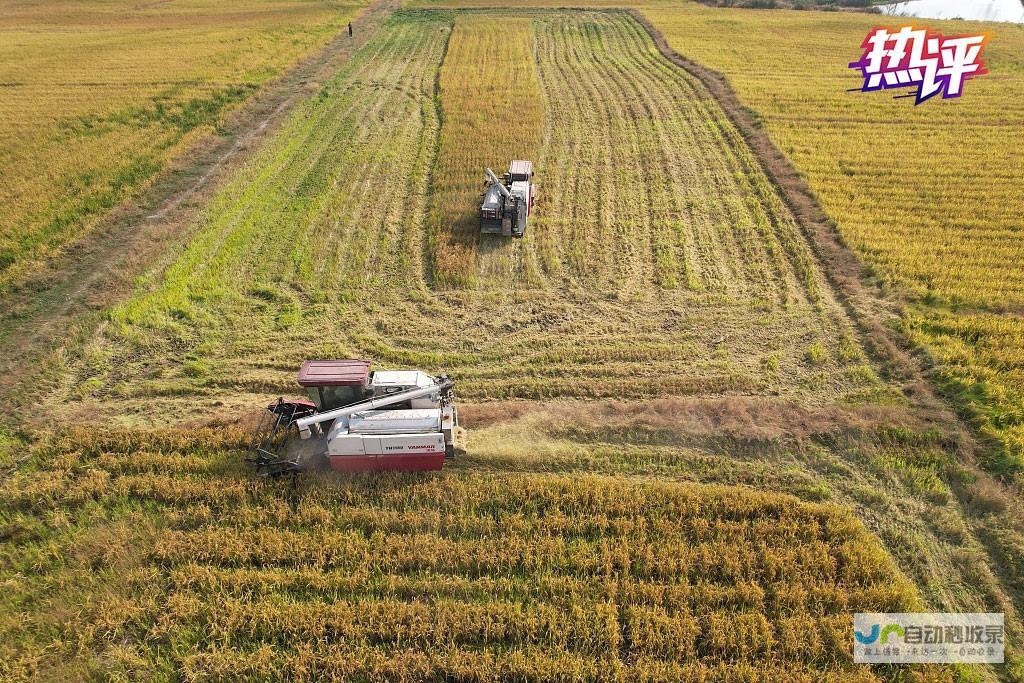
(247, 398, 316, 477)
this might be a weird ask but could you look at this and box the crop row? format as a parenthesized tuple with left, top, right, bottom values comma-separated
(151, 590, 865, 665)
(0, 447, 867, 531)
(1, 443, 906, 595)
(642, 6, 1024, 478)
(152, 528, 889, 587)
(168, 565, 875, 615)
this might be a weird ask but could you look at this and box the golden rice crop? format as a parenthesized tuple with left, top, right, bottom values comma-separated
(426, 15, 543, 287)
(0, 429, 925, 681)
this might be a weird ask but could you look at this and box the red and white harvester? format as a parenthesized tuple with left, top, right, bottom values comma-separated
(249, 359, 464, 476)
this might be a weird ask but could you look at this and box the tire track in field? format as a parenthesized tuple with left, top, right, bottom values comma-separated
(514, 26, 553, 288)
(529, 18, 576, 286)
(623, 17, 780, 298)
(624, 41, 787, 301)
(202, 25, 414, 289)
(244, 20, 445, 291)
(241, 20, 438, 293)
(572, 16, 646, 291)
(377, 33, 449, 288)
(530, 16, 576, 285)
(289, 30, 404, 287)
(627, 39, 756, 297)
(531, 13, 819, 301)
(586, 19, 685, 291)
(538, 15, 654, 290)
(585, 19, 659, 292)
(630, 24, 813, 307)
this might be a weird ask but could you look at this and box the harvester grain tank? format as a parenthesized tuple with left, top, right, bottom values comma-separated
(480, 160, 535, 237)
(249, 359, 465, 476)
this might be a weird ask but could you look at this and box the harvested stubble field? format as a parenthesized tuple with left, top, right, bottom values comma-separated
(2, 4, 1023, 682)
(408, 0, 1024, 488)
(0, 0, 366, 293)
(43, 10, 880, 424)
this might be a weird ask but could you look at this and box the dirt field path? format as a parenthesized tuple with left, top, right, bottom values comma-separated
(0, 0, 398, 420)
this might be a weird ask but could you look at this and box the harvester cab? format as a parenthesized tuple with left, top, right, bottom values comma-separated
(249, 359, 465, 477)
(480, 159, 534, 237)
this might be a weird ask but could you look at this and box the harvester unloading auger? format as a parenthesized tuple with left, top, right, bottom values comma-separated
(249, 359, 466, 477)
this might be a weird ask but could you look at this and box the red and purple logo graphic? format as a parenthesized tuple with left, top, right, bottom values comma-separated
(849, 26, 989, 104)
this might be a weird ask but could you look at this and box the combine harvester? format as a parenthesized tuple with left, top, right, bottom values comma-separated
(249, 359, 465, 477)
(480, 160, 535, 237)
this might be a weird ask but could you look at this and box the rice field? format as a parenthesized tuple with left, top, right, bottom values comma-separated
(3, 5, 1023, 681)
(40, 10, 881, 427)
(637, 6, 1024, 481)
(0, 0, 366, 293)
(0, 426, 954, 681)
(4, 402, 1013, 680)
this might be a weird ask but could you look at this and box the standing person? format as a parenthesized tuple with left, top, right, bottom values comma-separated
(348, 21, 353, 37)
